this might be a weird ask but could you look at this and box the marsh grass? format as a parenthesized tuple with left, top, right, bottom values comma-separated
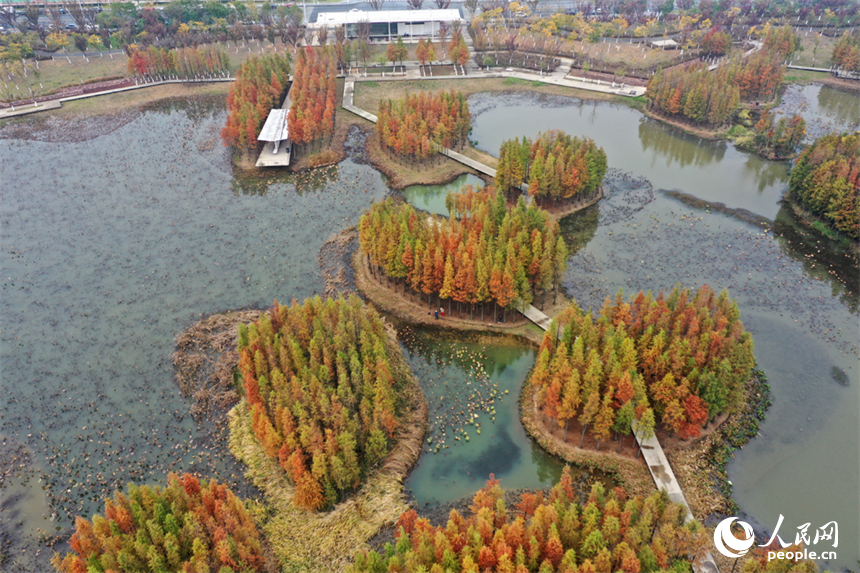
(228, 331, 427, 573)
(172, 309, 263, 422)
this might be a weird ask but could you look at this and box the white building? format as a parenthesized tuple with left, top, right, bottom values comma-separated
(312, 9, 462, 40)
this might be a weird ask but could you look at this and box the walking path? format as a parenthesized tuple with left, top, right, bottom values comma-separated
(524, 302, 720, 573)
(0, 77, 233, 119)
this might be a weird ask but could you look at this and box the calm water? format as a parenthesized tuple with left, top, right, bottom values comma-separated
(399, 328, 563, 505)
(775, 83, 860, 141)
(470, 92, 792, 219)
(1, 87, 858, 571)
(557, 178, 859, 570)
(402, 173, 485, 216)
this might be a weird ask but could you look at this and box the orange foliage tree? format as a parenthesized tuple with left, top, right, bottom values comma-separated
(530, 285, 755, 443)
(351, 470, 711, 573)
(51, 473, 266, 573)
(359, 187, 568, 321)
(221, 53, 291, 152)
(237, 295, 407, 510)
(287, 46, 337, 149)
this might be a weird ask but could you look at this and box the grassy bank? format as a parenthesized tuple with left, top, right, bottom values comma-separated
(228, 328, 427, 573)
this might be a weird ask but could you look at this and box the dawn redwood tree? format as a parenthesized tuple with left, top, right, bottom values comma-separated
(496, 131, 608, 211)
(351, 472, 709, 572)
(788, 132, 859, 240)
(52, 474, 266, 573)
(360, 188, 564, 322)
(376, 89, 470, 163)
(528, 285, 755, 444)
(221, 52, 290, 153)
(237, 295, 407, 510)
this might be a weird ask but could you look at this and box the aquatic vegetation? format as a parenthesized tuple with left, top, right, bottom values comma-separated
(530, 285, 755, 443)
(237, 295, 409, 511)
(351, 470, 710, 573)
(51, 473, 267, 573)
(359, 188, 568, 319)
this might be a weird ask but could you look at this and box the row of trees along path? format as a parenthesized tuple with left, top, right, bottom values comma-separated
(126, 45, 230, 81)
(237, 295, 408, 511)
(221, 52, 290, 153)
(288, 45, 338, 154)
(495, 131, 608, 212)
(529, 284, 755, 453)
(646, 25, 801, 127)
(351, 472, 712, 573)
(359, 187, 571, 324)
(376, 89, 471, 166)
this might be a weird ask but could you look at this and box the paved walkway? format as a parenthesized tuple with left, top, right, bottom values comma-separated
(0, 77, 233, 119)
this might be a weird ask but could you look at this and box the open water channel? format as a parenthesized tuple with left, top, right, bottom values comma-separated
(0, 85, 858, 570)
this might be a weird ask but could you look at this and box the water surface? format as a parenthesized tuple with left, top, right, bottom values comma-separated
(402, 173, 485, 216)
(470, 92, 791, 219)
(400, 328, 564, 505)
(0, 98, 392, 569)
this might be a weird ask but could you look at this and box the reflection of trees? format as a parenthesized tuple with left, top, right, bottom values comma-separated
(530, 441, 564, 485)
(401, 329, 532, 379)
(147, 95, 222, 122)
(638, 119, 726, 168)
(231, 162, 341, 195)
(742, 154, 790, 193)
(559, 202, 599, 256)
(817, 87, 860, 130)
(773, 203, 859, 313)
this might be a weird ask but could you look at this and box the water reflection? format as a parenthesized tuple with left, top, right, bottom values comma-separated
(400, 327, 564, 505)
(469, 92, 789, 218)
(402, 173, 486, 216)
(231, 161, 343, 196)
(742, 153, 791, 193)
(816, 84, 860, 129)
(772, 202, 859, 312)
(638, 118, 727, 169)
(774, 84, 860, 141)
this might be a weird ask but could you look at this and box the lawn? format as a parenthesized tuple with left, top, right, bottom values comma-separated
(791, 30, 840, 68)
(5, 39, 295, 102)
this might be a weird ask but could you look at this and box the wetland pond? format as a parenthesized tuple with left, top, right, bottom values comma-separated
(1, 86, 858, 570)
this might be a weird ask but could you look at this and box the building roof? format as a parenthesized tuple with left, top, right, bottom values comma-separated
(314, 8, 461, 27)
(258, 109, 289, 142)
(649, 38, 679, 48)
